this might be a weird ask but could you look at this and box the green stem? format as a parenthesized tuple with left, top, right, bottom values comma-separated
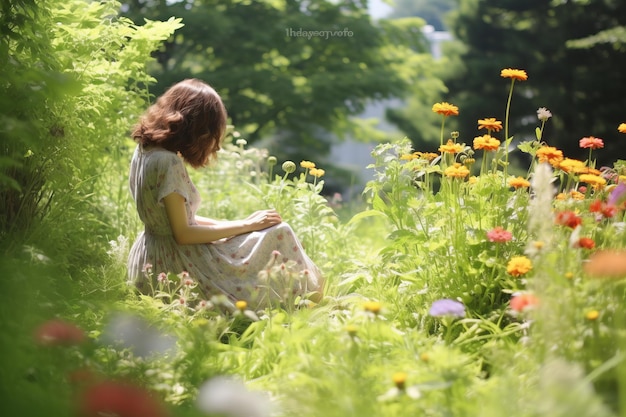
(504, 79, 515, 181)
(440, 115, 446, 147)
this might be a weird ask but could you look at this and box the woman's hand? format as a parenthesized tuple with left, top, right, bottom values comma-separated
(244, 209, 282, 231)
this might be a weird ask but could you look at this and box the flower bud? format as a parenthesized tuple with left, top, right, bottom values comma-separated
(267, 156, 277, 166)
(282, 161, 296, 174)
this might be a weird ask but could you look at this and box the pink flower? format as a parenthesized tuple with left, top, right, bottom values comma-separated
(510, 293, 538, 312)
(78, 380, 169, 417)
(486, 227, 512, 243)
(579, 136, 604, 150)
(34, 319, 85, 346)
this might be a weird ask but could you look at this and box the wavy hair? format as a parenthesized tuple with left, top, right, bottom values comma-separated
(132, 79, 227, 168)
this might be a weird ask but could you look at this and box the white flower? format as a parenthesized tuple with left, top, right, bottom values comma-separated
(196, 376, 271, 417)
(536, 107, 552, 122)
(100, 312, 177, 358)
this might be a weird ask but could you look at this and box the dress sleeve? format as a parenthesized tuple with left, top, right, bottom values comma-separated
(156, 152, 191, 205)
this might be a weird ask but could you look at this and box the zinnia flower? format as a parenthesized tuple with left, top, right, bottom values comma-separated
(584, 250, 626, 279)
(536, 146, 564, 167)
(487, 227, 513, 243)
(537, 107, 552, 122)
(507, 256, 533, 277)
(558, 158, 588, 174)
(575, 237, 595, 249)
(579, 174, 606, 189)
(444, 163, 470, 179)
(579, 136, 604, 150)
(34, 319, 85, 346)
(473, 135, 501, 151)
(477, 118, 502, 132)
(555, 211, 582, 229)
(429, 299, 465, 318)
(619, 123, 626, 134)
(432, 102, 459, 117)
(79, 381, 169, 417)
(500, 68, 528, 81)
(508, 176, 530, 189)
(438, 139, 464, 154)
(510, 293, 538, 312)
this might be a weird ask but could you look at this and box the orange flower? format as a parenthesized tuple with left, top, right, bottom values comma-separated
(579, 174, 606, 189)
(579, 136, 604, 150)
(558, 158, 587, 174)
(507, 256, 532, 277)
(300, 160, 316, 169)
(473, 135, 501, 151)
(444, 163, 470, 179)
(619, 123, 626, 134)
(510, 293, 538, 312)
(477, 118, 503, 132)
(584, 250, 626, 279)
(500, 68, 528, 81)
(536, 146, 564, 167)
(432, 102, 459, 117)
(555, 210, 582, 228)
(575, 237, 595, 249)
(439, 139, 464, 154)
(508, 176, 530, 189)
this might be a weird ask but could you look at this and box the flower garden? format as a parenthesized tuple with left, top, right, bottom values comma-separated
(7, 69, 626, 417)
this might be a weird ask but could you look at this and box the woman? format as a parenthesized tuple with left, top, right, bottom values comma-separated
(127, 79, 323, 309)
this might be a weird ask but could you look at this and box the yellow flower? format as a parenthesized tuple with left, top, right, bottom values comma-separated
(507, 256, 533, 277)
(500, 68, 528, 81)
(558, 158, 587, 174)
(432, 102, 459, 117)
(508, 176, 530, 189)
(392, 372, 408, 390)
(564, 272, 574, 279)
(438, 139, 463, 154)
(300, 160, 316, 169)
(468, 176, 478, 184)
(417, 152, 439, 161)
(533, 241, 544, 250)
(235, 300, 247, 312)
(345, 325, 358, 337)
(444, 163, 470, 179)
(309, 168, 325, 178)
(473, 135, 501, 151)
(555, 192, 566, 201)
(586, 310, 599, 321)
(579, 174, 606, 189)
(569, 190, 585, 200)
(400, 153, 417, 160)
(536, 146, 564, 167)
(619, 123, 626, 134)
(364, 301, 382, 314)
(477, 118, 503, 132)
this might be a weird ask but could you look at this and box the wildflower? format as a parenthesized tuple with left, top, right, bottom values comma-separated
(236, 138, 248, 147)
(555, 211, 582, 229)
(429, 299, 465, 318)
(608, 182, 626, 207)
(378, 372, 421, 401)
(569, 190, 585, 201)
(487, 226, 513, 243)
(364, 301, 382, 315)
(575, 237, 595, 250)
(536, 146, 564, 167)
(438, 139, 464, 154)
(309, 168, 325, 178)
(619, 123, 626, 134)
(500, 68, 528, 81)
(507, 256, 533, 277)
(558, 158, 587, 174)
(267, 156, 277, 166)
(508, 176, 530, 189)
(79, 381, 169, 417)
(34, 319, 85, 346)
(101, 313, 177, 358)
(444, 163, 470, 179)
(400, 153, 417, 160)
(478, 118, 503, 132)
(579, 174, 606, 189)
(510, 293, 538, 312)
(537, 107, 552, 122)
(418, 152, 439, 161)
(564, 272, 574, 279)
(579, 136, 604, 150)
(392, 372, 408, 390)
(282, 161, 296, 174)
(419, 352, 430, 362)
(533, 241, 544, 250)
(300, 160, 316, 169)
(590, 199, 618, 218)
(235, 300, 248, 312)
(586, 310, 600, 321)
(346, 325, 358, 338)
(583, 250, 626, 279)
(157, 272, 168, 283)
(197, 376, 271, 417)
(473, 135, 501, 151)
(142, 263, 153, 273)
(432, 102, 459, 116)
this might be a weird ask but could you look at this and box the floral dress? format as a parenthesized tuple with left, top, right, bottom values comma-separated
(127, 146, 323, 309)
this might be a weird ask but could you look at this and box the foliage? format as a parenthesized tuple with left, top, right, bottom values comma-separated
(388, 0, 456, 31)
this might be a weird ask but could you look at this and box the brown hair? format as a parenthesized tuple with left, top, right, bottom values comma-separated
(132, 79, 227, 168)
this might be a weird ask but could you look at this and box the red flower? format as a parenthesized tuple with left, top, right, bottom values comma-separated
(590, 199, 618, 218)
(78, 381, 169, 417)
(486, 227, 513, 243)
(576, 237, 595, 249)
(589, 199, 603, 213)
(34, 319, 85, 346)
(510, 293, 538, 312)
(555, 211, 582, 229)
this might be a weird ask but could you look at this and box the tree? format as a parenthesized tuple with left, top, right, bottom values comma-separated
(120, 0, 435, 158)
(388, 0, 455, 31)
(444, 0, 626, 168)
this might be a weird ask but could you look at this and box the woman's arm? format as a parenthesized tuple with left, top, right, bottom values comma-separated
(194, 214, 219, 226)
(163, 192, 281, 245)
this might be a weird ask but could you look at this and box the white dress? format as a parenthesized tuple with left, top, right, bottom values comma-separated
(127, 146, 322, 309)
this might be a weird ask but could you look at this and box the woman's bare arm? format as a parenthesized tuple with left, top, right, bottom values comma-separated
(163, 192, 281, 245)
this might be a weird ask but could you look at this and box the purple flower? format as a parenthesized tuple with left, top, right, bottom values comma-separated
(608, 182, 626, 207)
(429, 299, 465, 318)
